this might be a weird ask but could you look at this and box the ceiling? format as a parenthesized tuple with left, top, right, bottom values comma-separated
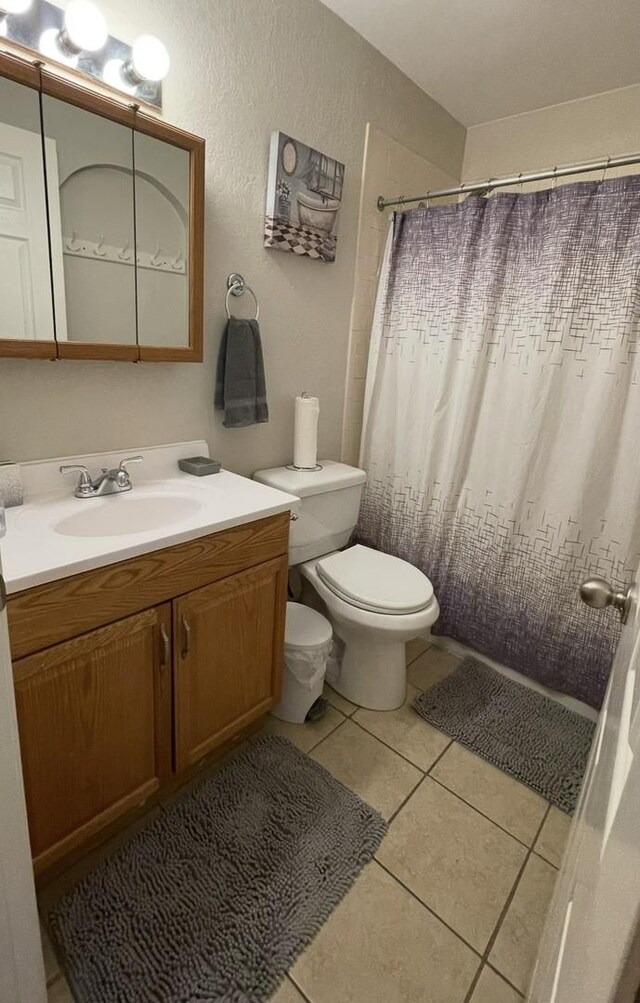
(320, 0, 640, 126)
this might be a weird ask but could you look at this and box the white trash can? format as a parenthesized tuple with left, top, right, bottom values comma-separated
(270, 602, 333, 724)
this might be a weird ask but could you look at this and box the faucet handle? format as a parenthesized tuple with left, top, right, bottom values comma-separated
(59, 464, 94, 497)
(118, 455, 144, 472)
(116, 455, 143, 488)
(60, 463, 90, 475)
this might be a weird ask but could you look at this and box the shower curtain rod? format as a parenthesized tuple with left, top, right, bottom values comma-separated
(376, 150, 640, 211)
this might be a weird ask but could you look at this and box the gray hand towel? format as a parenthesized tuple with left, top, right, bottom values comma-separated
(215, 318, 269, 428)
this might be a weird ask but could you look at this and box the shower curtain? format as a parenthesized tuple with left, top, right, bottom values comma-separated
(358, 177, 640, 708)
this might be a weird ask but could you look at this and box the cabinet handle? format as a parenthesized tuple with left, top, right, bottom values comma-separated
(181, 615, 192, 659)
(159, 622, 170, 669)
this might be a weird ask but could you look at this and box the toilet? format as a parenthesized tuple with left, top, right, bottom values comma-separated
(253, 461, 440, 710)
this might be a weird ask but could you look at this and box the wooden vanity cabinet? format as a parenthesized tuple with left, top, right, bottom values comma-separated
(174, 558, 287, 770)
(7, 513, 289, 875)
(12, 605, 172, 872)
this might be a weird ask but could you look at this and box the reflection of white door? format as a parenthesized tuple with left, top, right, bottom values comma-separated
(0, 121, 54, 341)
(0, 544, 46, 1002)
(43, 136, 68, 342)
(529, 583, 640, 1002)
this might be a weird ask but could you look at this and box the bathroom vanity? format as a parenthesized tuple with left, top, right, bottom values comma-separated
(1, 444, 297, 877)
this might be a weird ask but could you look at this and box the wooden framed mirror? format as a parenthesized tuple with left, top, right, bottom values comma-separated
(0, 53, 204, 363)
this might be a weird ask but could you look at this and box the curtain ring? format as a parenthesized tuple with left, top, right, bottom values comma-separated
(517, 172, 524, 194)
(552, 166, 558, 190)
(600, 156, 612, 184)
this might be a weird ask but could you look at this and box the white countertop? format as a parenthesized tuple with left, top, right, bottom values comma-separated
(0, 441, 299, 594)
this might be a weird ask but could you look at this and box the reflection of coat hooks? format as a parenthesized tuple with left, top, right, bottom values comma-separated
(63, 236, 187, 275)
(66, 229, 82, 252)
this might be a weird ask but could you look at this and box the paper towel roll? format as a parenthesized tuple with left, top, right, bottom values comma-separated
(293, 393, 320, 469)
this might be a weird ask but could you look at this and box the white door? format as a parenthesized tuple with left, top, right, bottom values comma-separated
(0, 532, 47, 1001)
(529, 580, 640, 1002)
(0, 121, 54, 342)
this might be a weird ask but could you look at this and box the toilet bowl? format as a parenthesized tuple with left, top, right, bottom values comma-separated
(301, 545, 439, 710)
(252, 461, 440, 711)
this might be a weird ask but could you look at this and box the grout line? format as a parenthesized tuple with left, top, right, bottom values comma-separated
(479, 804, 553, 988)
(425, 736, 455, 775)
(304, 713, 349, 755)
(531, 847, 559, 870)
(287, 973, 314, 1003)
(374, 859, 482, 959)
(426, 774, 540, 851)
(485, 961, 526, 998)
(405, 644, 432, 668)
(386, 770, 428, 826)
(324, 687, 359, 717)
(376, 753, 555, 1000)
(349, 716, 430, 774)
(461, 958, 484, 1003)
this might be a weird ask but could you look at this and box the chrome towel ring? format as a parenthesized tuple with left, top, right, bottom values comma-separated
(226, 272, 260, 321)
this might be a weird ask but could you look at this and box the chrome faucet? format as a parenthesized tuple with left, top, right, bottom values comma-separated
(60, 456, 144, 499)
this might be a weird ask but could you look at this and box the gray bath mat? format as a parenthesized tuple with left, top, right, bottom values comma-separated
(50, 736, 386, 1002)
(413, 658, 595, 814)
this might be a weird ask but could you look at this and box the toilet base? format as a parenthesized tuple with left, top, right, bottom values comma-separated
(331, 625, 407, 710)
(299, 555, 440, 712)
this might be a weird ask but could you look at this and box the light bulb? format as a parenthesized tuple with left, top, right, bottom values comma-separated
(0, 0, 33, 13)
(130, 35, 169, 82)
(62, 0, 108, 53)
(103, 58, 136, 94)
(39, 27, 78, 66)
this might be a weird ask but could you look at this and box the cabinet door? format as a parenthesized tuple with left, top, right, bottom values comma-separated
(174, 557, 288, 770)
(13, 605, 172, 872)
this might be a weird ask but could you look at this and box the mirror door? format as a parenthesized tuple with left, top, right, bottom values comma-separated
(0, 56, 56, 359)
(40, 73, 138, 361)
(134, 115, 204, 362)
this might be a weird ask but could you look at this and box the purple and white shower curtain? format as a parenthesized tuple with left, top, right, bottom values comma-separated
(358, 177, 640, 708)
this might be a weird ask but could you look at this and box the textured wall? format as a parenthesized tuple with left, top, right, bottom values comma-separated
(0, 0, 464, 474)
(463, 82, 640, 187)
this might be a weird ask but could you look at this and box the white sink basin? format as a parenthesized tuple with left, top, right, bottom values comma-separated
(2, 441, 299, 595)
(54, 495, 202, 538)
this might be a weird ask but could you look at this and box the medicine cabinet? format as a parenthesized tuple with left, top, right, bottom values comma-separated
(0, 52, 204, 362)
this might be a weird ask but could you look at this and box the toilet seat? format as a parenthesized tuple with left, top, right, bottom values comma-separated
(316, 544, 434, 615)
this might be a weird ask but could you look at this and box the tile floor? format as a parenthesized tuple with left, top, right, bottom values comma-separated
(42, 639, 568, 1003)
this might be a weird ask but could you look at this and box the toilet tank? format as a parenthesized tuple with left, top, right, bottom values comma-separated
(253, 461, 367, 565)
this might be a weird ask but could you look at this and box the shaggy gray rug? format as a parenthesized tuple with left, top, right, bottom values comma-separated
(50, 736, 387, 1002)
(413, 658, 595, 814)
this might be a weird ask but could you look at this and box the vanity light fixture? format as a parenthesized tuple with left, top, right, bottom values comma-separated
(4, 0, 168, 108)
(0, 0, 33, 33)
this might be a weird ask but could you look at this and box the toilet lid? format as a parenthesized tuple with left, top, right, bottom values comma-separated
(285, 602, 333, 649)
(316, 545, 434, 615)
